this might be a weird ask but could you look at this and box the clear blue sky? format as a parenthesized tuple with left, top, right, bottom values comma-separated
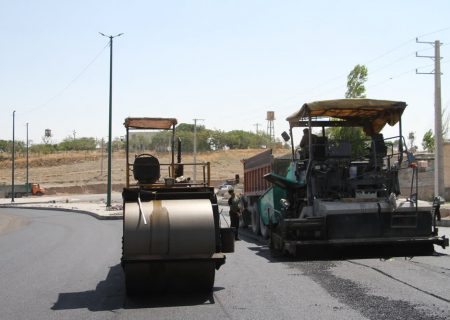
(1, 0, 450, 148)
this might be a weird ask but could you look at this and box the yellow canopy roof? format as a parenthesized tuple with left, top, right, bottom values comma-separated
(124, 117, 178, 130)
(286, 99, 407, 134)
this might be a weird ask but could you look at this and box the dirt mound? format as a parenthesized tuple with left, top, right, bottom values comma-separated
(0, 148, 288, 194)
(46, 183, 124, 195)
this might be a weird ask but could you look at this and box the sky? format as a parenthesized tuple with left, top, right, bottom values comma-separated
(1, 0, 450, 149)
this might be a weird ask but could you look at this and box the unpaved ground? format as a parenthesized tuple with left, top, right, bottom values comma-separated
(0, 149, 288, 194)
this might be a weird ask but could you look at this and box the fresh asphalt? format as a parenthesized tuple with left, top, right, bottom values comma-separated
(1, 207, 450, 320)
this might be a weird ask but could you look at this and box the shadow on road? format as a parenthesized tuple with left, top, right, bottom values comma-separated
(52, 264, 223, 311)
(124, 288, 223, 309)
(52, 264, 125, 312)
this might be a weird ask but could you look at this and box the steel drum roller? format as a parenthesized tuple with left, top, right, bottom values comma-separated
(123, 198, 217, 293)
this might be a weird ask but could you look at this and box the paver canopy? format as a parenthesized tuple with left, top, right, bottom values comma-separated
(286, 98, 406, 135)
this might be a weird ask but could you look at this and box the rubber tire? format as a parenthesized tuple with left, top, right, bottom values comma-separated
(250, 203, 261, 235)
(259, 214, 270, 239)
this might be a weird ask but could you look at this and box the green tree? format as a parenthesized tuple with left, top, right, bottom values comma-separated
(442, 105, 449, 139)
(327, 64, 369, 157)
(422, 129, 435, 152)
(0, 140, 26, 153)
(128, 132, 155, 152)
(345, 64, 368, 98)
(29, 143, 58, 154)
(59, 137, 97, 151)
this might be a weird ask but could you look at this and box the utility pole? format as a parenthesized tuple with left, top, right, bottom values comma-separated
(100, 138, 104, 175)
(73, 130, 76, 140)
(416, 38, 445, 198)
(11, 111, 15, 203)
(100, 32, 123, 207)
(26, 123, 29, 193)
(193, 118, 204, 182)
(254, 123, 261, 134)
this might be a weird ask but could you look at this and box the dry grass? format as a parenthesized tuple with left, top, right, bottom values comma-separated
(0, 149, 288, 190)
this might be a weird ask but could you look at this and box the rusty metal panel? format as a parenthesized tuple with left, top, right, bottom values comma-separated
(124, 117, 177, 129)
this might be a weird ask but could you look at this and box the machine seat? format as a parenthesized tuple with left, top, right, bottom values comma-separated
(133, 154, 160, 184)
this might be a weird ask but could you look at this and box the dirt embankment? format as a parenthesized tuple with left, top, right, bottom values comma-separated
(0, 149, 287, 195)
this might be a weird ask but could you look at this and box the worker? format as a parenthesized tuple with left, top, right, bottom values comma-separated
(299, 128, 317, 159)
(228, 188, 241, 240)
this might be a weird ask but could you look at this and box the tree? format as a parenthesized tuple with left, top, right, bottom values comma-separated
(59, 137, 97, 151)
(418, 106, 448, 153)
(442, 105, 449, 139)
(408, 132, 417, 153)
(422, 129, 435, 152)
(345, 64, 368, 98)
(327, 64, 369, 157)
(0, 140, 25, 153)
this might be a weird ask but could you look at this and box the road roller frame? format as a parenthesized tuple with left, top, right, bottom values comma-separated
(121, 117, 231, 295)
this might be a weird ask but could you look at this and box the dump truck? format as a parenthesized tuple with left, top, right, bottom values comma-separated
(244, 99, 448, 257)
(242, 149, 291, 238)
(121, 117, 233, 295)
(0, 182, 45, 198)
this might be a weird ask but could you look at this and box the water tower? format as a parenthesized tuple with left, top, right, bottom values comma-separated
(43, 128, 52, 144)
(266, 111, 275, 142)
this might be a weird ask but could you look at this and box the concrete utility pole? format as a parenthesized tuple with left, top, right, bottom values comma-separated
(100, 32, 123, 207)
(416, 38, 445, 198)
(193, 118, 204, 182)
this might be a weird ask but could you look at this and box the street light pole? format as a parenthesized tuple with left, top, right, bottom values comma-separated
(26, 122, 29, 194)
(12, 110, 15, 203)
(100, 32, 123, 207)
(192, 118, 204, 182)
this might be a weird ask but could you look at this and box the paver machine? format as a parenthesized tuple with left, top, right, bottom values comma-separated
(259, 99, 448, 257)
(121, 117, 232, 294)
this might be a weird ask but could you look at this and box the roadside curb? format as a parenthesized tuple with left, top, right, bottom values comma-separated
(0, 205, 123, 221)
(437, 219, 450, 227)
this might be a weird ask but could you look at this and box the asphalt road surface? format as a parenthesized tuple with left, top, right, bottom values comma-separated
(0, 208, 449, 320)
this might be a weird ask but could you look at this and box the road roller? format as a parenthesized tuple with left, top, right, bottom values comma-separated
(121, 117, 233, 295)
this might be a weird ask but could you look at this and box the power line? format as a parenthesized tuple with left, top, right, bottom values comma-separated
(366, 68, 415, 89)
(417, 26, 450, 39)
(273, 27, 450, 104)
(366, 59, 439, 90)
(23, 42, 110, 114)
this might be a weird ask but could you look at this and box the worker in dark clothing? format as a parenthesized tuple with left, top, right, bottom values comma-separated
(228, 189, 241, 240)
(299, 128, 317, 159)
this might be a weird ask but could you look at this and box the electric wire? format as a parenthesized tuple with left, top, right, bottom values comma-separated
(22, 42, 110, 115)
(274, 27, 450, 104)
